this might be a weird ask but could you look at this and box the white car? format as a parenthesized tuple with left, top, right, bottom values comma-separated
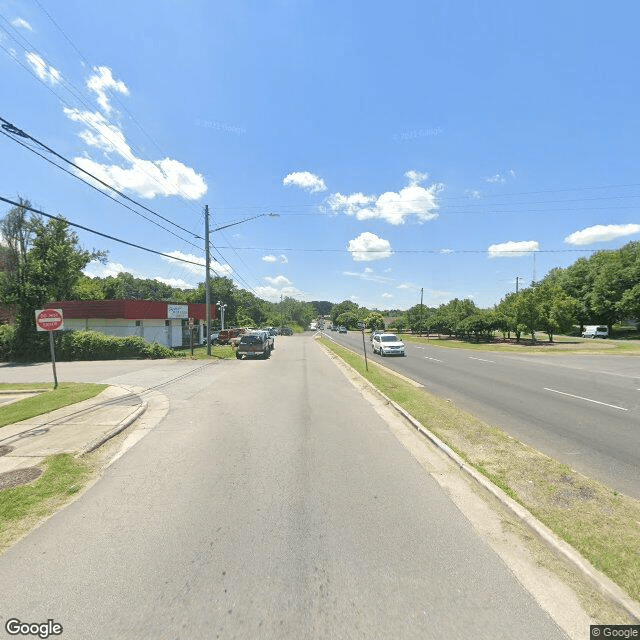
(372, 333, 405, 356)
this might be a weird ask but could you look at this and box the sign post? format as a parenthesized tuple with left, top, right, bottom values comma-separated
(35, 309, 64, 389)
(358, 321, 368, 372)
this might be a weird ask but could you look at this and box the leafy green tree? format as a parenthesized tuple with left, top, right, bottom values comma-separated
(363, 311, 385, 330)
(535, 283, 581, 342)
(405, 303, 434, 334)
(330, 300, 359, 324)
(0, 203, 106, 360)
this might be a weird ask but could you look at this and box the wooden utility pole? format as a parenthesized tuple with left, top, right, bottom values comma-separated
(205, 205, 212, 355)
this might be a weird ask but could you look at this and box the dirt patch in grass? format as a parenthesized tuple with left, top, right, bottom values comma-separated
(320, 337, 640, 605)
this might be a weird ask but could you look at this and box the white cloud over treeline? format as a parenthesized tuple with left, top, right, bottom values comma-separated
(564, 224, 640, 246)
(65, 66, 207, 200)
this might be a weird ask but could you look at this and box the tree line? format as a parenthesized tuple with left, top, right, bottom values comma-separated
(324, 242, 639, 342)
(0, 199, 316, 359)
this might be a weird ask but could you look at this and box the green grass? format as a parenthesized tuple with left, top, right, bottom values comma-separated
(172, 344, 237, 360)
(400, 333, 640, 355)
(0, 454, 92, 550)
(0, 382, 107, 428)
(320, 337, 640, 603)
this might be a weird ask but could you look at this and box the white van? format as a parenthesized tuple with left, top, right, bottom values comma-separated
(581, 325, 609, 339)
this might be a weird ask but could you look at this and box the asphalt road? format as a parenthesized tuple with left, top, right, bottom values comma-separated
(325, 330, 640, 499)
(0, 337, 567, 639)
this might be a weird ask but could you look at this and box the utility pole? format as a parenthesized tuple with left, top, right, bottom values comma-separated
(420, 287, 424, 336)
(205, 204, 212, 355)
(516, 276, 520, 293)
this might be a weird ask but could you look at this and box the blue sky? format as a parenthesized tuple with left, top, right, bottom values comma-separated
(1, 1, 640, 310)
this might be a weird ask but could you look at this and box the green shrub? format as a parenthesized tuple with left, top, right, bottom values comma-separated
(0, 329, 177, 362)
(56, 330, 176, 360)
(0, 324, 16, 360)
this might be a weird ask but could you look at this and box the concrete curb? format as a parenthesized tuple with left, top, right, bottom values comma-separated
(79, 399, 149, 456)
(317, 338, 640, 623)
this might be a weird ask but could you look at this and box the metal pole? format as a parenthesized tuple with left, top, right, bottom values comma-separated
(205, 205, 211, 355)
(420, 287, 424, 337)
(361, 326, 368, 372)
(49, 331, 58, 389)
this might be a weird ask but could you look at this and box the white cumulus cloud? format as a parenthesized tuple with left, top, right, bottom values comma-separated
(64, 67, 207, 200)
(564, 224, 640, 246)
(488, 240, 539, 258)
(328, 171, 441, 225)
(262, 254, 288, 264)
(283, 171, 327, 193)
(12, 18, 33, 31)
(264, 275, 292, 286)
(255, 284, 305, 302)
(347, 232, 393, 262)
(160, 251, 232, 278)
(87, 66, 129, 115)
(25, 52, 60, 85)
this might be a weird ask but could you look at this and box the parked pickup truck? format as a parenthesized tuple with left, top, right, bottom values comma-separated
(236, 331, 272, 359)
(218, 328, 244, 344)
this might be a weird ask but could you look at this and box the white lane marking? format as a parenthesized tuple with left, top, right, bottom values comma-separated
(425, 356, 443, 363)
(415, 346, 425, 349)
(543, 387, 628, 411)
(469, 356, 495, 363)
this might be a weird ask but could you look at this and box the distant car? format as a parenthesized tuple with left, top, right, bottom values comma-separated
(202, 331, 220, 345)
(280, 327, 294, 336)
(338, 326, 347, 333)
(581, 325, 609, 338)
(372, 333, 405, 356)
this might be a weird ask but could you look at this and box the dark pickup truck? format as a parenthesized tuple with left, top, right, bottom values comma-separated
(236, 332, 272, 359)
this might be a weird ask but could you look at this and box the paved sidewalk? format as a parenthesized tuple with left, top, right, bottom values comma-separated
(0, 386, 147, 474)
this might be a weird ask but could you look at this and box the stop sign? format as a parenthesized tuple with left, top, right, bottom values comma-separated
(35, 308, 64, 331)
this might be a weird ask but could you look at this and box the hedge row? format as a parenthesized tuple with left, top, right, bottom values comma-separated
(0, 328, 178, 362)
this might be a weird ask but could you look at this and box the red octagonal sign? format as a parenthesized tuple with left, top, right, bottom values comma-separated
(35, 308, 64, 331)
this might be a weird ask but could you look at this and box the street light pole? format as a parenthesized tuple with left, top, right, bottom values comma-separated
(217, 301, 227, 330)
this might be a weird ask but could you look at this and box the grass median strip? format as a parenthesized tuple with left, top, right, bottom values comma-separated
(0, 383, 107, 428)
(320, 337, 640, 604)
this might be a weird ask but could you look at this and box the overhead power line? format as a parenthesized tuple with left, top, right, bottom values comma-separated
(0, 128, 204, 252)
(0, 115, 203, 240)
(0, 196, 207, 269)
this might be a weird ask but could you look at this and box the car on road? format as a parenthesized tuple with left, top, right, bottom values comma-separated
(371, 333, 405, 356)
(201, 331, 220, 345)
(236, 331, 271, 359)
(338, 326, 347, 333)
(370, 330, 384, 342)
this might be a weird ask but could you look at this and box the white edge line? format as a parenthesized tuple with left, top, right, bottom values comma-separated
(543, 388, 628, 411)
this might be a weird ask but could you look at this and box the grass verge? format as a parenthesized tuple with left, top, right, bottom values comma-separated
(172, 344, 237, 360)
(320, 337, 640, 603)
(401, 334, 640, 354)
(0, 454, 92, 553)
(0, 383, 107, 428)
